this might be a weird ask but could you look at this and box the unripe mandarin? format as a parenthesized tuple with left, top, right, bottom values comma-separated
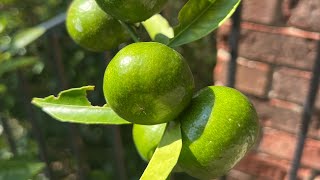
(103, 42, 194, 125)
(66, 0, 128, 52)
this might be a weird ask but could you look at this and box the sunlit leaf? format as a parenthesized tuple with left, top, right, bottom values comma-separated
(0, 17, 7, 34)
(0, 159, 44, 180)
(142, 14, 174, 44)
(0, 84, 7, 94)
(9, 13, 66, 51)
(0, 52, 11, 62)
(168, 0, 240, 47)
(0, 56, 38, 77)
(32, 86, 131, 125)
(11, 27, 46, 50)
(140, 122, 182, 180)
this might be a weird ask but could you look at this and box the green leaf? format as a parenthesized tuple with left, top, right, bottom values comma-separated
(168, 0, 240, 47)
(0, 56, 38, 77)
(9, 13, 66, 51)
(140, 122, 182, 180)
(0, 52, 12, 62)
(0, 84, 7, 94)
(11, 26, 46, 50)
(142, 14, 174, 44)
(0, 159, 44, 180)
(0, 17, 7, 34)
(32, 86, 131, 125)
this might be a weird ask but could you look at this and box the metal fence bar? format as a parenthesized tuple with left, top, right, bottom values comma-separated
(227, 3, 242, 88)
(288, 40, 320, 180)
(220, 3, 242, 180)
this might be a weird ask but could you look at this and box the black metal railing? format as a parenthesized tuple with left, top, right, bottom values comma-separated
(288, 40, 320, 180)
(227, 3, 242, 88)
(225, 2, 320, 180)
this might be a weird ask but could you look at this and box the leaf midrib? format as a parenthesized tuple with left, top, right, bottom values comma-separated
(168, 0, 218, 46)
(32, 101, 104, 109)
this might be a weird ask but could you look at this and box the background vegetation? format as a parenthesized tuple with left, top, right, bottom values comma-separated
(0, 0, 216, 179)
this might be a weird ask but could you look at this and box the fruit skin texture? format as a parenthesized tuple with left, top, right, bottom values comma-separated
(66, 0, 128, 52)
(178, 86, 260, 179)
(95, 0, 168, 23)
(132, 123, 166, 161)
(103, 42, 194, 125)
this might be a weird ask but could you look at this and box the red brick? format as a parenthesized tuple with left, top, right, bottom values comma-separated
(218, 22, 320, 48)
(242, 0, 284, 25)
(258, 128, 320, 169)
(269, 67, 320, 110)
(214, 49, 229, 85)
(251, 97, 320, 139)
(214, 49, 270, 97)
(269, 98, 302, 112)
(239, 29, 318, 71)
(217, 21, 232, 50)
(270, 67, 310, 104)
(235, 152, 314, 180)
(288, 0, 320, 32)
(236, 58, 270, 97)
(241, 22, 320, 40)
(227, 170, 254, 180)
(235, 152, 287, 179)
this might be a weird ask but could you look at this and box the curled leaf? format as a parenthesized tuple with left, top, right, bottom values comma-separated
(32, 86, 131, 125)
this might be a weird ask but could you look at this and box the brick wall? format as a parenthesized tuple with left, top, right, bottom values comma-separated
(215, 0, 320, 179)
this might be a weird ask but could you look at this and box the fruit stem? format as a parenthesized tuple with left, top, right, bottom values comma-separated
(118, 20, 140, 42)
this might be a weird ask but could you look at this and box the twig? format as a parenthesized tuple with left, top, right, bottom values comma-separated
(118, 21, 140, 42)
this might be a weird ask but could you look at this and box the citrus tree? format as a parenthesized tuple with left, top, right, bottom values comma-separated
(0, 1, 69, 178)
(31, 0, 260, 179)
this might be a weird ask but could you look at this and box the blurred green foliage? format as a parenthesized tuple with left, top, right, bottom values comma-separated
(0, 0, 216, 179)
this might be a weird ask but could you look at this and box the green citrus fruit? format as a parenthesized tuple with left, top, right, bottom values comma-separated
(132, 123, 166, 161)
(95, 0, 168, 23)
(177, 86, 260, 179)
(103, 42, 194, 125)
(66, 0, 129, 52)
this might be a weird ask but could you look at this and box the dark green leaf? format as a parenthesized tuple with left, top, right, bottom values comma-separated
(0, 57, 38, 77)
(168, 0, 240, 47)
(0, 159, 44, 180)
(142, 14, 174, 44)
(32, 86, 131, 125)
(140, 122, 182, 180)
